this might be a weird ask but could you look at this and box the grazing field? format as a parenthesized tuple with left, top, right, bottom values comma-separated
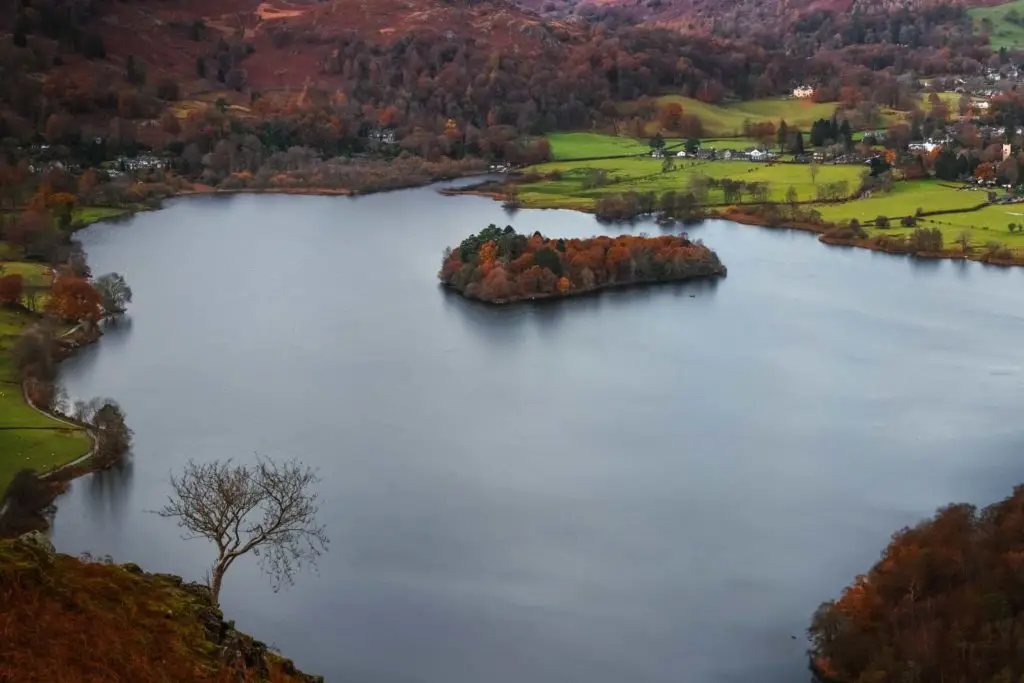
(0, 304, 90, 496)
(700, 138, 766, 151)
(646, 96, 839, 137)
(546, 132, 768, 160)
(815, 181, 986, 223)
(912, 204, 1024, 248)
(74, 206, 132, 227)
(0, 262, 53, 288)
(520, 155, 865, 209)
(547, 132, 655, 160)
(917, 91, 963, 110)
(969, 0, 1024, 50)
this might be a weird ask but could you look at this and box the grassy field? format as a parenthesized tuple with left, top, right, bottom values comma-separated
(907, 204, 1024, 248)
(0, 261, 53, 288)
(547, 132, 654, 160)
(520, 155, 865, 209)
(547, 133, 772, 161)
(74, 206, 131, 227)
(918, 91, 963, 110)
(969, 0, 1024, 50)
(815, 181, 988, 223)
(646, 96, 839, 137)
(0, 304, 90, 496)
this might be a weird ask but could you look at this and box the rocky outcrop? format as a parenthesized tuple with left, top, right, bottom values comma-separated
(0, 534, 323, 683)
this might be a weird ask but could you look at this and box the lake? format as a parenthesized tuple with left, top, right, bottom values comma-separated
(50, 181, 1024, 683)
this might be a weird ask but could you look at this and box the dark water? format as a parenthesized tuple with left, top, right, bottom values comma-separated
(51, 182, 1024, 683)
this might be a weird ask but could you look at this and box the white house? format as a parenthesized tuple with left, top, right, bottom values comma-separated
(792, 85, 814, 99)
(909, 142, 940, 154)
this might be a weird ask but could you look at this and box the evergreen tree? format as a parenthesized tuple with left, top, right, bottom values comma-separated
(934, 148, 961, 181)
(777, 120, 789, 153)
(839, 119, 853, 149)
(793, 131, 806, 156)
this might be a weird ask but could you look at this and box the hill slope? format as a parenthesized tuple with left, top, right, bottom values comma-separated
(63, 0, 573, 89)
(0, 533, 322, 683)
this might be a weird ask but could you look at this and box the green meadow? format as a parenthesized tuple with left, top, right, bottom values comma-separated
(521, 154, 865, 210)
(815, 182, 988, 224)
(969, 0, 1024, 50)
(0, 303, 90, 496)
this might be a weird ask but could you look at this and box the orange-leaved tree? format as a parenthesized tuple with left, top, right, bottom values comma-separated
(0, 274, 24, 306)
(46, 276, 101, 323)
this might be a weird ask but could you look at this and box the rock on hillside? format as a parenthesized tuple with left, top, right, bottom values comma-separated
(0, 534, 322, 683)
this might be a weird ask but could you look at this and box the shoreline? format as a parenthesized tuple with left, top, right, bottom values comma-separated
(76, 169, 490, 229)
(441, 184, 1024, 268)
(722, 210, 1024, 266)
(0, 324, 104, 537)
(441, 262, 727, 305)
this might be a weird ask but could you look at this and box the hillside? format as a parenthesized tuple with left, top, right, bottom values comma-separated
(969, 0, 1024, 49)
(0, 532, 322, 683)
(32, 0, 575, 91)
(529, 0, 1001, 28)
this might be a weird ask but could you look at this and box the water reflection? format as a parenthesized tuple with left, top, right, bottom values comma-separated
(909, 256, 943, 274)
(53, 459, 135, 537)
(84, 459, 135, 522)
(49, 191, 1024, 683)
(98, 316, 134, 347)
(442, 277, 722, 341)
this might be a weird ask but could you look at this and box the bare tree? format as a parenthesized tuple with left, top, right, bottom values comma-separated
(155, 457, 328, 605)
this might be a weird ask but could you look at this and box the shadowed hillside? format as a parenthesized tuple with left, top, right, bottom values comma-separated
(0, 533, 323, 683)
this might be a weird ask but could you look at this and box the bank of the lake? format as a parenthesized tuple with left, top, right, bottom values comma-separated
(48, 185, 1024, 683)
(450, 179, 1024, 267)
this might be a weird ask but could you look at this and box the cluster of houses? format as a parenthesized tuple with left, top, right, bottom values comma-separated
(368, 128, 397, 146)
(653, 145, 888, 165)
(104, 154, 168, 178)
(652, 147, 781, 162)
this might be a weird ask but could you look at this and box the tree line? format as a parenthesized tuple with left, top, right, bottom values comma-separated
(810, 486, 1024, 683)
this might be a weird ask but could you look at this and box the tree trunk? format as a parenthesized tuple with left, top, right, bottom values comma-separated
(211, 565, 226, 605)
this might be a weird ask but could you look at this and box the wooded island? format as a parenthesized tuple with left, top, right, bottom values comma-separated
(439, 225, 726, 303)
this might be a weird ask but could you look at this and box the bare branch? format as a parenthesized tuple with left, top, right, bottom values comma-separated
(153, 456, 328, 604)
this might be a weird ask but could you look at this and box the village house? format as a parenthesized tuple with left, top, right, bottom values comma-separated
(908, 141, 942, 154)
(117, 155, 167, 172)
(792, 85, 814, 99)
(368, 128, 396, 145)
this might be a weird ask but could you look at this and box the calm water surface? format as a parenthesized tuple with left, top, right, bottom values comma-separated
(50, 182, 1024, 683)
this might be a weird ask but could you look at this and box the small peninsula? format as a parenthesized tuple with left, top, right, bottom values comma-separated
(439, 225, 726, 303)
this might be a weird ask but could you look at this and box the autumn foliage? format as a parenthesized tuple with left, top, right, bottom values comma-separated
(46, 276, 102, 323)
(0, 275, 24, 306)
(439, 225, 725, 303)
(809, 486, 1024, 683)
(0, 539, 317, 683)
